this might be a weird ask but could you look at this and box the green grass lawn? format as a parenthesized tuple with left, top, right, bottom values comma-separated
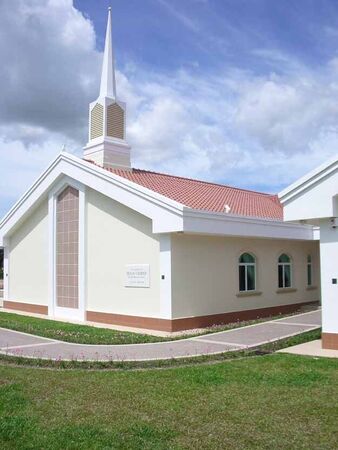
(0, 309, 318, 345)
(0, 311, 165, 345)
(0, 354, 337, 449)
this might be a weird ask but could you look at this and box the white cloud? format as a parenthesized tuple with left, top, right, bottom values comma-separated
(125, 66, 338, 188)
(0, 0, 100, 144)
(0, 0, 338, 219)
(0, 0, 99, 216)
(0, 136, 67, 217)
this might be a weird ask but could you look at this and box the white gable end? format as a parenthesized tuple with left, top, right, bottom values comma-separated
(0, 152, 184, 245)
(279, 155, 338, 223)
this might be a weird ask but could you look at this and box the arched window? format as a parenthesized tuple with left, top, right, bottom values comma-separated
(307, 255, 312, 286)
(239, 253, 256, 292)
(278, 254, 292, 288)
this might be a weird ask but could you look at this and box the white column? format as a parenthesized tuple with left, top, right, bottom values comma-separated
(48, 192, 55, 317)
(159, 234, 172, 319)
(78, 186, 86, 322)
(3, 237, 9, 302)
(320, 219, 338, 348)
(103, 97, 108, 140)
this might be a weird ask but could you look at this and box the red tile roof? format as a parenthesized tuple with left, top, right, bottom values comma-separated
(87, 161, 283, 220)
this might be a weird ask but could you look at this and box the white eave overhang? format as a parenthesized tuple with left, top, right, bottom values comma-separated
(182, 208, 316, 240)
(278, 154, 338, 224)
(279, 155, 338, 204)
(0, 152, 317, 245)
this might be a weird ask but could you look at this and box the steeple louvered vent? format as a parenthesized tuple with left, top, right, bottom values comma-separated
(90, 103, 104, 139)
(107, 103, 125, 139)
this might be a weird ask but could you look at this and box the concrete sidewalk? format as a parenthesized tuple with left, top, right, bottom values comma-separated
(278, 339, 338, 358)
(0, 309, 321, 362)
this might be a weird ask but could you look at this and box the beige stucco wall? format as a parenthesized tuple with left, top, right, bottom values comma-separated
(86, 188, 161, 317)
(5, 183, 321, 324)
(8, 200, 49, 306)
(171, 234, 320, 319)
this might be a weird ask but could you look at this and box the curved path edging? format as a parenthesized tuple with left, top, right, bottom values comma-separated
(0, 310, 321, 362)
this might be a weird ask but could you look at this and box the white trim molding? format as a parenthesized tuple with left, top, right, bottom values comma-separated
(159, 234, 172, 319)
(279, 154, 338, 223)
(182, 208, 316, 240)
(0, 152, 184, 242)
(3, 237, 9, 301)
(279, 154, 338, 203)
(48, 193, 55, 317)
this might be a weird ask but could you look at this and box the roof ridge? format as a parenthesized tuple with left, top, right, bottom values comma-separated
(121, 167, 277, 198)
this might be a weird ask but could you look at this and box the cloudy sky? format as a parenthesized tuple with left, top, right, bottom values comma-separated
(1, 0, 338, 217)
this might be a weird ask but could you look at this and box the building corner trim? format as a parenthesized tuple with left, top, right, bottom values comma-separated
(159, 234, 172, 319)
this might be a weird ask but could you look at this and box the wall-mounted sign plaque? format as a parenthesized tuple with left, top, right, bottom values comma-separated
(125, 264, 150, 288)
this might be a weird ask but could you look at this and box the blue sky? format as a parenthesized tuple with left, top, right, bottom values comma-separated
(1, 0, 338, 218)
(75, 0, 338, 71)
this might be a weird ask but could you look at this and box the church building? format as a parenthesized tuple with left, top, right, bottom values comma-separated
(0, 8, 320, 332)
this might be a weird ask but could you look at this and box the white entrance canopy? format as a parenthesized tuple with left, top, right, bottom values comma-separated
(279, 155, 338, 224)
(279, 154, 338, 350)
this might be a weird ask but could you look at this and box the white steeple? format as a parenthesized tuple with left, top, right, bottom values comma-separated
(99, 7, 117, 99)
(83, 6, 131, 170)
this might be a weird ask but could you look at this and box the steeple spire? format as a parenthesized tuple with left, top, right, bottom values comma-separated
(83, 6, 131, 170)
(99, 6, 117, 99)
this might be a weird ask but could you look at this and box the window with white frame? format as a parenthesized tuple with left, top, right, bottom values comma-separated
(278, 254, 292, 288)
(239, 253, 256, 292)
(307, 255, 312, 286)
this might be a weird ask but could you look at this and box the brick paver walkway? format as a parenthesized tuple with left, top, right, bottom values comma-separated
(0, 310, 321, 362)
